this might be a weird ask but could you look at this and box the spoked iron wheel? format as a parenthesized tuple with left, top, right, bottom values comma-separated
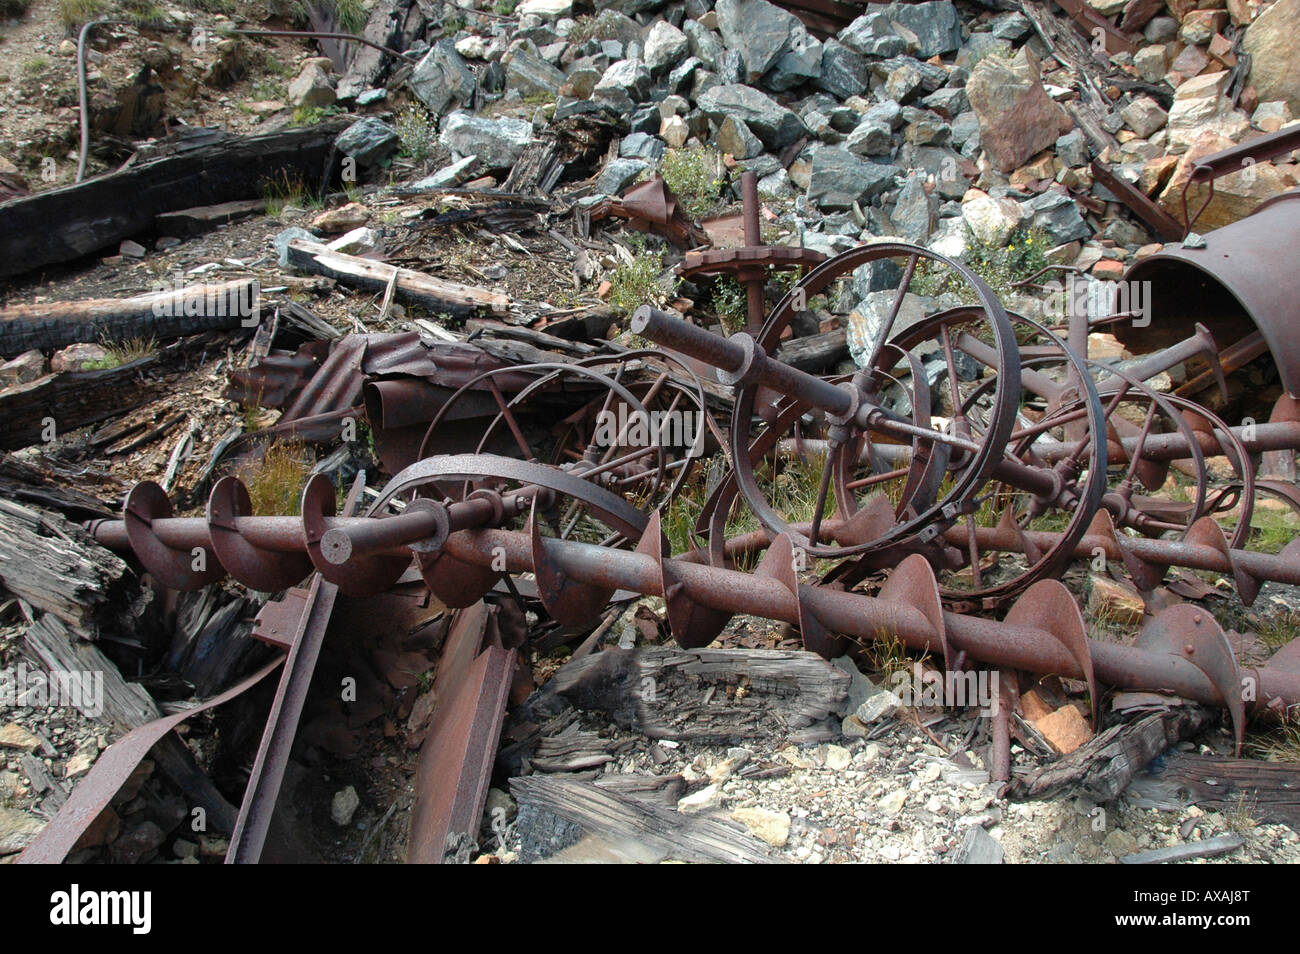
(720, 242, 1023, 560)
(415, 352, 709, 545)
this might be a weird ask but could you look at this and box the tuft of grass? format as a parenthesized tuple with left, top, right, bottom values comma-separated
(658, 146, 725, 220)
(1258, 611, 1300, 652)
(860, 629, 913, 686)
(330, 0, 367, 33)
(57, 0, 106, 28)
(608, 247, 667, 315)
(492, 0, 516, 14)
(121, 0, 164, 22)
(264, 0, 310, 26)
(240, 440, 314, 517)
(395, 104, 435, 161)
(1248, 723, 1300, 763)
(22, 55, 49, 74)
(260, 169, 319, 217)
(85, 336, 156, 370)
(1245, 503, 1300, 555)
(1223, 792, 1258, 834)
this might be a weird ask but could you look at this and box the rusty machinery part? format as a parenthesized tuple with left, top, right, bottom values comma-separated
(1179, 126, 1300, 236)
(778, 318, 1262, 607)
(87, 478, 1300, 746)
(635, 241, 1026, 559)
(88, 451, 650, 606)
(415, 351, 711, 513)
(366, 453, 653, 619)
(588, 176, 709, 248)
(434, 518, 1300, 747)
(677, 170, 827, 331)
(1119, 184, 1300, 396)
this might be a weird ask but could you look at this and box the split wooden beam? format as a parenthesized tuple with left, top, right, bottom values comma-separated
(285, 239, 510, 318)
(0, 499, 129, 639)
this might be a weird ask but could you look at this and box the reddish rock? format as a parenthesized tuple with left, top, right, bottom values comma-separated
(51, 342, 109, 373)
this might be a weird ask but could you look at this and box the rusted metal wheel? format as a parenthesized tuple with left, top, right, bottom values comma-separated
(722, 242, 1023, 559)
(416, 352, 709, 521)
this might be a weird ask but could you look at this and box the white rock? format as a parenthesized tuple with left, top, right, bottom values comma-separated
(331, 785, 360, 826)
(677, 783, 723, 813)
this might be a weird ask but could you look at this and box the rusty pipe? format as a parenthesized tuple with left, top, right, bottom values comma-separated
(439, 527, 1300, 714)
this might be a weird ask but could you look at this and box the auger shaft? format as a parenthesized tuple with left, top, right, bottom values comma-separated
(440, 526, 1300, 715)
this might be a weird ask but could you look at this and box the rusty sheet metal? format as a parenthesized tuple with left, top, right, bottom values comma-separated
(1121, 190, 1300, 395)
(227, 332, 541, 420)
(227, 572, 338, 863)
(590, 176, 709, 249)
(408, 601, 515, 863)
(17, 656, 284, 864)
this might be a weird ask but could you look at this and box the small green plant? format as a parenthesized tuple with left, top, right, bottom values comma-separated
(711, 276, 747, 335)
(22, 55, 48, 74)
(291, 103, 344, 127)
(914, 227, 1052, 299)
(238, 400, 264, 433)
(240, 440, 315, 517)
(492, 0, 517, 14)
(608, 248, 666, 315)
(85, 336, 156, 370)
(56, 0, 106, 28)
(121, 0, 164, 22)
(566, 14, 597, 45)
(264, 0, 309, 25)
(658, 146, 725, 220)
(183, 0, 236, 12)
(395, 103, 435, 161)
(260, 169, 317, 217)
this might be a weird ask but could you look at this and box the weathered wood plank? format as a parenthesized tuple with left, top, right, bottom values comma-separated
(286, 239, 510, 318)
(1005, 706, 1216, 804)
(0, 500, 129, 639)
(511, 774, 773, 864)
(550, 647, 849, 744)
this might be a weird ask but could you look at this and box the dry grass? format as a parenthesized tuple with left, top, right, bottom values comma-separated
(239, 440, 314, 516)
(1247, 723, 1300, 763)
(86, 336, 156, 370)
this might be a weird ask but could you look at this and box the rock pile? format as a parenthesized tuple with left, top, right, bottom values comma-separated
(352, 0, 1298, 309)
